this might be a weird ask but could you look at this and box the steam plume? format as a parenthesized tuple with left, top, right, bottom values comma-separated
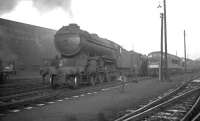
(33, 0, 72, 16)
(0, 0, 72, 17)
(0, 0, 20, 15)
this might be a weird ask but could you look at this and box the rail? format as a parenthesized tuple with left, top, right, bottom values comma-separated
(115, 75, 200, 121)
(124, 87, 200, 121)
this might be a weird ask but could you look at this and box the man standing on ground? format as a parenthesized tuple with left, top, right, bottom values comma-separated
(119, 73, 126, 93)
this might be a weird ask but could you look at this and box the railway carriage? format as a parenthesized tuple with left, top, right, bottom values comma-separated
(148, 51, 183, 76)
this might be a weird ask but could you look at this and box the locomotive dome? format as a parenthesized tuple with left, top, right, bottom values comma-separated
(54, 24, 82, 57)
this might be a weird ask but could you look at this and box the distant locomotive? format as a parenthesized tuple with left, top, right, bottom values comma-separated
(48, 24, 147, 88)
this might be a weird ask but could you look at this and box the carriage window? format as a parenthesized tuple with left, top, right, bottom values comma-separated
(172, 59, 180, 65)
(148, 55, 152, 58)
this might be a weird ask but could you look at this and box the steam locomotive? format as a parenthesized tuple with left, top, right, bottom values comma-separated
(47, 24, 147, 88)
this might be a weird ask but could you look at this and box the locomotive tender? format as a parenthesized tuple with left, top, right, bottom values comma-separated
(49, 24, 146, 88)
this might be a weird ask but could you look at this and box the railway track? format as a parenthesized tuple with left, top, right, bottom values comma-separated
(0, 79, 49, 97)
(0, 73, 198, 117)
(0, 76, 152, 109)
(192, 112, 200, 121)
(0, 87, 56, 111)
(181, 93, 200, 121)
(115, 75, 200, 121)
(0, 77, 137, 112)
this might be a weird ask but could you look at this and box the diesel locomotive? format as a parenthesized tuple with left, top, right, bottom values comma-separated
(46, 24, 147, 88)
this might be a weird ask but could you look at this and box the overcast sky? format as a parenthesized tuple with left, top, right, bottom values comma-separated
(0, 0, 200, 59)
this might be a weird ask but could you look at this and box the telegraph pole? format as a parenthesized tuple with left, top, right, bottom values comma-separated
(159, 13, 164, 81)
(184, 30, 187, 72)
(163, 0, 169, 80)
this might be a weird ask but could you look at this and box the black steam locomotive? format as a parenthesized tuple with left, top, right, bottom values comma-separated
(47, 24, 147, 88)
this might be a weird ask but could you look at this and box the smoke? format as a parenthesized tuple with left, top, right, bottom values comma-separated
(0, 0, 20, 15)
(0, 0, 72, 17)
(32, 0, 73, 17)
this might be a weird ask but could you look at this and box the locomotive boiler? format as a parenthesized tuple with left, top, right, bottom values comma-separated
(49, 24, 146, 88)
(55, 24, 118, 58)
